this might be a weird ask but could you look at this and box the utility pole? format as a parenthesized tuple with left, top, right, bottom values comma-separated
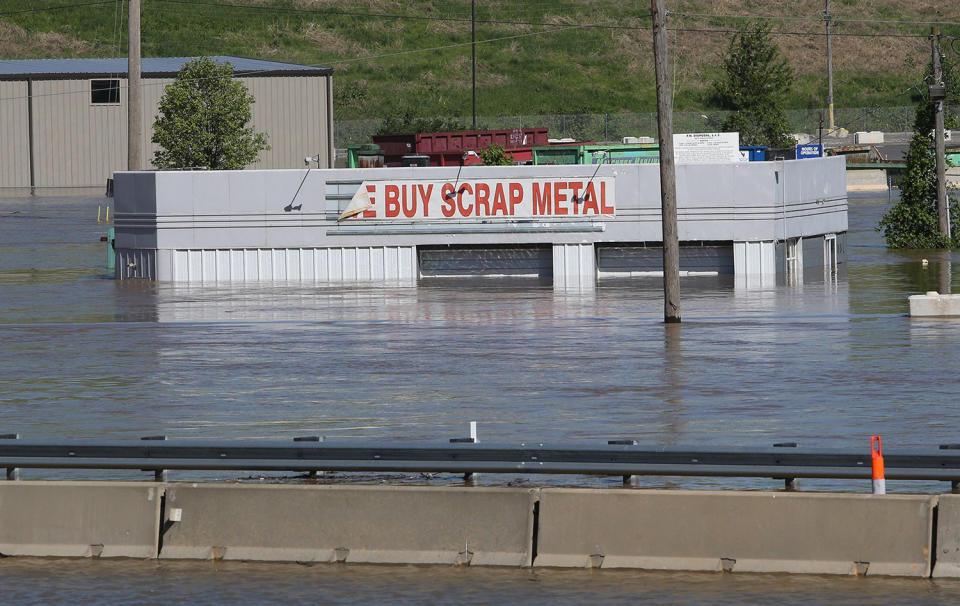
(651, 0, 680, 323)
(824, 0, 835, 130)
(932, 26, 949, 240)
(471, 0, 477, 129)
(128, 0, 143, 171)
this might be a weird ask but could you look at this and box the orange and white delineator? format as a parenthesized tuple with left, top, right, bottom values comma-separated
(871, 435, 886, 495)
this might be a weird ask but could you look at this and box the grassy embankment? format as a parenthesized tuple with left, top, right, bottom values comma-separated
(1, 0, 957, 120)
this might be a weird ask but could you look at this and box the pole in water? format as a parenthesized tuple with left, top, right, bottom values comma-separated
(871, 435, 886, 495)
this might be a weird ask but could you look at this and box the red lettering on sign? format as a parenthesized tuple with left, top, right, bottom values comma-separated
(402, 185, 416, 218)
(569, 182, 583, 214)
(457, 183, 474, 216)
(363, 185, 377, 218)
(385, 184, 400, 218)
(418, 184, 433, 217)
(582, 182, 599, 214)
(475, 183, 490, 216)
(491, 183, 508, 215)
(533, 182, 551, 215)
(509, 183, 522, 215)
(553, 181, 568, 215)
(441, 184, 456, 217)
(600, 182, 614, 214)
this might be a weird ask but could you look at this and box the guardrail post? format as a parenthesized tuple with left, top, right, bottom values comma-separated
(774, 442, 798, 490)
(294, 435, 324, 478)
(141, 435, 167, 481)
(940, 445, 960, 492)
(609, 439, 639, 485)
(2, 433, 20, 480)
(450, 422, 478, 484)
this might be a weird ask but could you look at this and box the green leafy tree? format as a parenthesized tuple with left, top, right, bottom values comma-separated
(878, 57, 960, 248)
(713, 22, 795, 147)
(152, 57, 269, 170)
(479, 143, 514, 166)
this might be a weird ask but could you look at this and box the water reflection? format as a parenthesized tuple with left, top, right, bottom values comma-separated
(1, 195, 959, 454)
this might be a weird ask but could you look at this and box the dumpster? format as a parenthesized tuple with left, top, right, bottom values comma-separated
(347, 144, 384, 168)
(739, 145, 767, 162)
(372, 128, 549, 166)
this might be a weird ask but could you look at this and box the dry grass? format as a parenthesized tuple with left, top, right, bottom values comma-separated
(301, 22, 367, 56)
(0, 21, 95, 58)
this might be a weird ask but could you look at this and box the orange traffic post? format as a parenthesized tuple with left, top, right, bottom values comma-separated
(871, 435, 886, 495)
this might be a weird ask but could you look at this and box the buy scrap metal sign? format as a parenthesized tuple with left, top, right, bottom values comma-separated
(340, 177, 615, 221)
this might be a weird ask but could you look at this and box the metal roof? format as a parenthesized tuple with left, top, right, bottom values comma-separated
(0, 56, 332, 80)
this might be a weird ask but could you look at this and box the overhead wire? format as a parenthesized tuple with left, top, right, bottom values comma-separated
(673, 11, 960, 28)
(0, 2, 946, 106)
(0, 1, 115, 17)
(0, 22, 591, 104)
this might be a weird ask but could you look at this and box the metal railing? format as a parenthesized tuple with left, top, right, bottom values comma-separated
(3, 434, 960, 489)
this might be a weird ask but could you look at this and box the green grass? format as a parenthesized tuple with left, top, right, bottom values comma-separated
(2, 0, 957, 120)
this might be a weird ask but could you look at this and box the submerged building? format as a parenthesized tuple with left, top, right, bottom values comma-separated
(111, 157, 847, 287)
(0, 57, 334, 191)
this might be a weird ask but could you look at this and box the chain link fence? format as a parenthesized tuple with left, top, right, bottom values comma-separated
(335, 106, 943, 147)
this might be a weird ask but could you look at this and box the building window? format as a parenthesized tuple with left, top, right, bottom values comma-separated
(91, 79, 120, 105)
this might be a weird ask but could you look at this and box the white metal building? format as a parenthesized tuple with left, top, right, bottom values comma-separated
(0, 56, 333, 191)
(112, 157, 847, 288)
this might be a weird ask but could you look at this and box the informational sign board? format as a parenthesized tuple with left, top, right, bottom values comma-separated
(673, 132, 743, 164)
(796, 143, 823, 159)
(340, 177, 616, 221)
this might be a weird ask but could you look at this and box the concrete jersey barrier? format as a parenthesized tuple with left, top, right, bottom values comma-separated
(535, 489, 934, 576)
(0, 481, 162, 558)
(159, 484, 536, 566)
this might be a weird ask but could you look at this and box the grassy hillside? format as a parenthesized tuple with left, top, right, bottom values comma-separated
(2, 0, 957, 120)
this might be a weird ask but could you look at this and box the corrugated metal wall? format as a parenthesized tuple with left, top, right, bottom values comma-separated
(240, 76, 330, 170)
(115, 246, 416, 282)
(32, 79, 127, 188)
(0, 81, 31, 188)
(1, 74, 331, 189)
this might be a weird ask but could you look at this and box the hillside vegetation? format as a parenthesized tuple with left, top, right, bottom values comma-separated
(2, 0, 958, 120)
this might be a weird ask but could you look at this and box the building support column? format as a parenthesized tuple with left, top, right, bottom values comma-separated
(553, 243, 596, 290)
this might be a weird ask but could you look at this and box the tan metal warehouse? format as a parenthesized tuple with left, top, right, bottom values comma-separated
(0, 56, 334, 191)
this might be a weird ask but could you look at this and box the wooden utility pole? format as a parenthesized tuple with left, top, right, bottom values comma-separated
(824, 0, 835, 130)
(932, 27, 949, 240)
(128, 0, 143, 171)
(471, 0, 477, 129)
(651, 0, 680, 323)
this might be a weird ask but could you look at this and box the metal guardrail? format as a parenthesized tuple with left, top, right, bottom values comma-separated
(3, 434, 960, 488)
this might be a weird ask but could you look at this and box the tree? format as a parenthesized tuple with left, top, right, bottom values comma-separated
(878, 56, 960, 248)
(479, 143, 514, 165)
(152, 57, 269, 170)
(713, 22, 796, 148)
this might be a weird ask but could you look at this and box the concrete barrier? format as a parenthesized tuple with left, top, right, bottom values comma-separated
(933, 495, 960, 577)
(845, 168, 888, 192)
(0, 482, 162, 558)
(535, 489, 934, 576)
(909, 292, 960, 317)
(159, 484, 536, 566)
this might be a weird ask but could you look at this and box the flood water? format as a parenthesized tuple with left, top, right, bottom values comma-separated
(2, 193, 960, 603)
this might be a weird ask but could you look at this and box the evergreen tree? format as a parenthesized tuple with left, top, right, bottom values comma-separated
(878, 56, 960, 248)
(713, 22, 795, 147)
(152, 57, 269, 170)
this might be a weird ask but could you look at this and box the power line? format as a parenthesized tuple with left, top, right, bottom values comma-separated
(674, 11, 960, 28)
(151, 0, 646, 30)
(0, 1, 114, 17)
(0, 23, 591, 103)
(150, 0, 960, 33)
